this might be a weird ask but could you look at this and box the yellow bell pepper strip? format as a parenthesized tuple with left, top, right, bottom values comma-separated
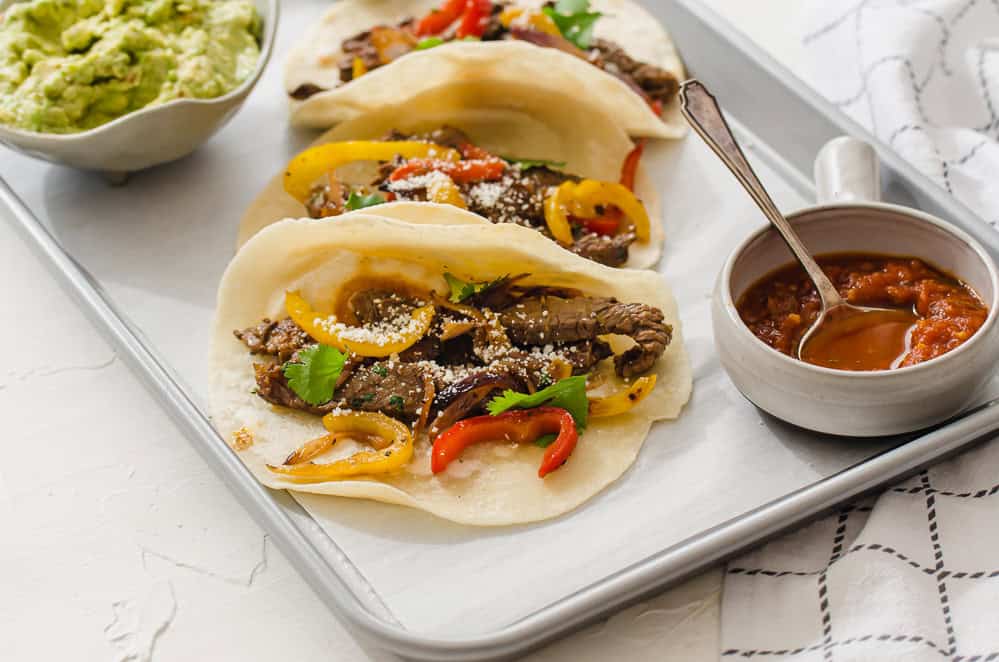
(571, 179, 651, 242)
(589, 375, 657, 418)
(426, 173, 467, 208)
(283, 141, 461, 203)
(499, 6, 562, 35)
(543, 181, 577, 246)
(267, 412, 414, 482)
(285, 291, 436, 358)
(431, 407, 578, 478)
(351, 57, 368, 80)
(282, 431, 388, 465)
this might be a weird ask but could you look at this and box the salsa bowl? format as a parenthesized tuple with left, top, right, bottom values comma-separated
(712, 141, 999, 437)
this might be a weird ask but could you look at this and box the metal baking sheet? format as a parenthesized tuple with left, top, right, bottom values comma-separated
(4, 0, 999, 659)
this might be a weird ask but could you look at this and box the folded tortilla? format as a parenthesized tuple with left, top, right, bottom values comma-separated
(239, 101, 666, 268)
(210, 213, 692, 525)
(284, 0, 686, 137)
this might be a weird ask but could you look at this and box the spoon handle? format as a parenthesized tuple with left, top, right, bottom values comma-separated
(679, 79, 844, 308)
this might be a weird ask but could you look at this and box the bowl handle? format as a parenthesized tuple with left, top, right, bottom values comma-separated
(813, 136, 881, 204)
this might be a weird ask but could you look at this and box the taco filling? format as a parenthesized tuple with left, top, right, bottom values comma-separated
(288, 0, 679, 115)
(283, 126, 650, 267)
(234, 273, 670, 481)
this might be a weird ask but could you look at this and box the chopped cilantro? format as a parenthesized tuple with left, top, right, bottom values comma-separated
(416, 36, 445, 50)
(443, 272, 506, 303)
(372, 364, 388, 377)
(345, 191, 386, 211)
(389, 395, 405, 410)
(283, 345, 347, 406)
(350, 393, 375, 408)
(500, 156, 567, 170)
(487, 375, 589, 430)
(534, 433, 558, 448)
(543, 0, 602, 49)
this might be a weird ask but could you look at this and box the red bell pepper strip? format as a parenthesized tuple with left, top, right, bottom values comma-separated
(571, 140, 645, 236)
(458, 141, 496, 161)
(415, 0, 466, 36)
(619, 140, 644, 192)
(390, 157, 506, 183)
(431, 407, 579, 478)
(575, 213, 620, 236)
(456, 0, 492, 38)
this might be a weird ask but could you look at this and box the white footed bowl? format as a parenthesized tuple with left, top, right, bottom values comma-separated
(712, 203, 999, 436)
(0, 0, 278, 175)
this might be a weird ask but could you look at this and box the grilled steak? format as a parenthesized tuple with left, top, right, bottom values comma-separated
(242, 284, 669, 422)
(349, 289, 421, 323)
(498, 295, 672, 376)
(289, 83, 325, 100)
(254, 360, 430, 418)
(589, 39, 679, 109)
(570, 231, 636, 267)
(337, 361, 431, 416)
(235, 318, 313, 362)
(254, 363, 337, 415)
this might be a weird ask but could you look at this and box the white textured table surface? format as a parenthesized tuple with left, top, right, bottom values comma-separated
(0, 2, 801, 660)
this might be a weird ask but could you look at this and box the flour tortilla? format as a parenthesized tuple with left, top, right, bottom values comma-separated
(284, 0, 686, 138)
(238, 104, 666, 268)
(210, 216, 692, 525)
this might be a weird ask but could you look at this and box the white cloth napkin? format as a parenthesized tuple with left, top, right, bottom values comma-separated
(720, 2, 999, 660)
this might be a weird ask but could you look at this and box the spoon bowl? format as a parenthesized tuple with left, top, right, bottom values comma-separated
(0, 0, 278, 178)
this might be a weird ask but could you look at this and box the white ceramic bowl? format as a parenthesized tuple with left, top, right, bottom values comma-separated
(0, 0, 278, 175)
(713, 202, 999, 437)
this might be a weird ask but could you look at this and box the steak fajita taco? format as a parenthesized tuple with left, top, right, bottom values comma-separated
(210, 213, 691, 525)
(240, 102, 666, 269)
(283, 0, 686, 137)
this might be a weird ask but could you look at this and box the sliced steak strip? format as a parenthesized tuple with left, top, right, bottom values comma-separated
(253, 360, 430, 419)
(570, 231, 636, 268)
(235, 318, 313, 362)
(337, 361, 430, 417)
(590, 38, 680, 108)
(348, 289, 421, 324)
(560, 339, 614, 373)
(254, 363, 337, 415)
(498, 295, 672, 376)
(289, 83, 325, 100)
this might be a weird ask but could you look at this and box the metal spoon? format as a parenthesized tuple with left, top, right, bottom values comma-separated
(678, 79, 913, 362)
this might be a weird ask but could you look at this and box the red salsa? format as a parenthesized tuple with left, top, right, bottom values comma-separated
(736, 253, 989, 371)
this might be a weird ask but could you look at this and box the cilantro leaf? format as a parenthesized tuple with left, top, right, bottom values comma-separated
(416, 36, 445, 50)
(487, 375, 589, 430)
(443, 272, 506, 303)
(543, 0, 602, 50)
(534, 433, 558, 448)
(500, 156, 567, 170)
(345, 191, 386, 211)
(283, 345, 348, 406)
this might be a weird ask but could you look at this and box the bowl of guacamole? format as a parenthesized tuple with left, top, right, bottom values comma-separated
(0, 0, 276, 172)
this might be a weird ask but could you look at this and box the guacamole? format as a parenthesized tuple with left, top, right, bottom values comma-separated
(0, 0, 261, 133)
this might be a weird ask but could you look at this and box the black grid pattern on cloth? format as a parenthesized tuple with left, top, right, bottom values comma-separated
(722, 471, 999, 660)
(800, 0, 999, 225)
(722, 3, 999, 657)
